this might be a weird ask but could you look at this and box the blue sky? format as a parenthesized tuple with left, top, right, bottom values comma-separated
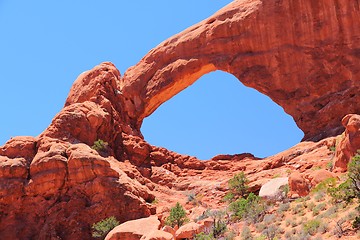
(0, 1, 303, 159)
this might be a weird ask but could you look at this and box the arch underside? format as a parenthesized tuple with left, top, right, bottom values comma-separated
(121, 0, 360, 141)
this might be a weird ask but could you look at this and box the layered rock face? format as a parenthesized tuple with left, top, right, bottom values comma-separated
(121, 0, 360, 141)
(0, 64, 156, 239)
(1, 0, 360, 239)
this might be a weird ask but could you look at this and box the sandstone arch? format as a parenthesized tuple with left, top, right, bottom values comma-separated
(121, 0, 360, 141)
(141, 70, 303, 158)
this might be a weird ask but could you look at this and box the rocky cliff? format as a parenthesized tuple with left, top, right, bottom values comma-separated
(1, 0, 360, 239)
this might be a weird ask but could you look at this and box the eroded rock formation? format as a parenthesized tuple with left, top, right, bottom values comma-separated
(1, 0, 360, 239)
(121, 0, 360, 141)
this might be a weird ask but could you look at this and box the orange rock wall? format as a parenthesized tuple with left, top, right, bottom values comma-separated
(121, 0, 360, 141)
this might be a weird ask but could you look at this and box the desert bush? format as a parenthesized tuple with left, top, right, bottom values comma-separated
(278, 202, 290, 213)
(255, 223, 266, 232)
(307, 201, 315, 211)
(223, 192, 235, 202)
(353, 216, 360, 229)
(194, 232, 214, 240)
(262, 224, 278, 240)
(318, 221, 329, 234)
(333, 218, 346, 238)
(225, 231, 236, 240)
(229, 193, 266, 223)
(254, 235, 266, 240)
(241, 226, 253, 240)
(201, 210, 228, 238)
(326, 161, 334, 171)
(348, 152, 360, 198)
(314, 191, 325, 202)
(303, 219, 321, 235)
(92, 216, 119, 239)
(196, 209, 212, 222)
(165, 202, 189, 227)
(263, 214, 276, 225)
(290, 218, 298, 227)
(311, 177, 337, 194)
(187, 191, 203, 206)
(92, 139, 109, 152)
(328, 179, 355, 203)
(319, 205, 337, 219)
(291, 203, 304, 214)
(212, 219, 227, 238)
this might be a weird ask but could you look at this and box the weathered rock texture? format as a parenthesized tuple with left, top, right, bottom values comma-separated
(1, 0, 360, 239)
(121, 0, 360, 141)
(335, 114, 360, 171)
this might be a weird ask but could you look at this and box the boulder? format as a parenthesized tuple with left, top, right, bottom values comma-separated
(259, 177, 288, 200)
(105, 216, 160, 240)
(175, 222, 204, 239)
(141, 230, 173, 240)
(308, 169, 338, 187)
(288, 171, 309, 197)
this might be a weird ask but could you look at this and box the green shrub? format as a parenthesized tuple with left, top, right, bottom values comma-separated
(212, 219, 227, 238)
(255, 223, 266, 232)
(318, 221, 329, 234)
(194, 232, 214, 240)
(254, 235, 266, 240)
(314, 203, 326, 212)
(328, 152, 360, 204)
(229, 193, 266, 223)
(92, 216, 119, 239)
(348, 152, 360, 198)
(311, 177, 337, 193)
(92, 139, 109, 152)
(223, 192, 235, 202)
(353, 216, 360, 229)
(307, 201, 316, 211)
(291, 204, 304, 214)
(326, 161, 334, 171)
(328, 179, 355, 203)
(277, 202, 290, 213)
(228, 172, 249, 198)
(262, 224, 278, 240)
(303, 219, 321, 235)
(165, 202, 189, 227)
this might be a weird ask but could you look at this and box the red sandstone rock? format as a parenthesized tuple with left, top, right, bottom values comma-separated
(307, 169, 338, 187)
(120, 0, 360, 142)
(175, 222, 204, 239)
(2, 1, 360, 239)
(105, 215, 160, 240)
(288, 171, 309, 197)
(142, 230, 174, 240)
(335, 114, 360, 172)
(161, 225, 176, 237)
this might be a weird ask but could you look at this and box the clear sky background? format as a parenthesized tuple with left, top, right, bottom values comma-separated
(0, 1, 303, 159)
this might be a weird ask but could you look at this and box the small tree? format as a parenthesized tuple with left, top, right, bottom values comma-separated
(165, 202, 189, 227)
(228, 172, 249, 198)
(92, 216, 119, 239)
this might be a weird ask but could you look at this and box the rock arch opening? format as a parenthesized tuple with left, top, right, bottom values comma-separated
(140, 71, 304, 160)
